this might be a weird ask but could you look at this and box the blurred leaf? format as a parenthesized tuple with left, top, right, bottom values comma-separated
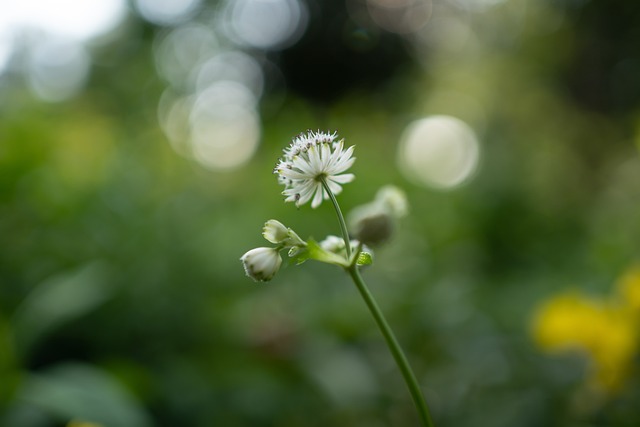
(12, 262, 114, 355)
(0, 316, 21, 405)
(18, 363, 151, 427)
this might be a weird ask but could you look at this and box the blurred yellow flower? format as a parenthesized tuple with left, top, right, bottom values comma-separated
(616, 266, 640, 312)
(532, 290, 637, 392)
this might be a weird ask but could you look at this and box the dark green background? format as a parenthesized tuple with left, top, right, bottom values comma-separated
(1, 0, 639, 426)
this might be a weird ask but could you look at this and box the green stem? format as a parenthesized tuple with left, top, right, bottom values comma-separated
(319, 178, 434, 427)
(347, 266, 434, 427)
(320, 177, 352, 259)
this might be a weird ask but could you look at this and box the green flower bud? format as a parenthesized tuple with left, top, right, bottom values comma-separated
(348, 185, 408, 246)
(350, 212, 394, 246)
(262, 219, 306, 248)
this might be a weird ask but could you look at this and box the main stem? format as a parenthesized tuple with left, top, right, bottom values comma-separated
(320, 177, 434, 427)
(347, 266, 434, 427)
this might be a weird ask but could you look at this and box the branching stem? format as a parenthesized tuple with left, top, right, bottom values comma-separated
(320, 177, 435, 427)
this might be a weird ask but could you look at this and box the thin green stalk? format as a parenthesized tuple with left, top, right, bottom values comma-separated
(347, 266, 434, 427)
(320, 177, 352, 259)
(319, 177, 434, 427)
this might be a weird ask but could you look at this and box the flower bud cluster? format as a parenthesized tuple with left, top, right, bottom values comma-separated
(240, 220, 306, 282)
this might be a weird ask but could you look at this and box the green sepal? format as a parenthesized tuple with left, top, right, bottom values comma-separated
(306, 239, 349, 267)
(355, 251, 373, 266)
(289, 246, 310, 265)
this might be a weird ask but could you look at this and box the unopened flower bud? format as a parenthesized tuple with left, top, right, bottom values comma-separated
(350, 212, 394, 246)
(240, 247, 283, 282)
(262, 219, 305, 248)
(348, 185, 408, 246)
(263, 220, 290, 244)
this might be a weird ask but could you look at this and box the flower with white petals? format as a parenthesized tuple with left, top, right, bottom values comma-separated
(240, 247, 283, 282)
(274, 130, 356, 208)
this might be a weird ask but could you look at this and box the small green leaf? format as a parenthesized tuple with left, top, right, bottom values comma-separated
(306, 239, 349, 267)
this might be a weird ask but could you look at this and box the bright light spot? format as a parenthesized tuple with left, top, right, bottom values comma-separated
(223, 0, 308, 50)
(366, 0, 432, 34)
(159, 81, 261, 171)
(191, 81, 258, 121)
(190, 81, 260, 169)
(0, 0, 126, 41)
(0, 0, 127, 98)
(27, 39, 91, 102)
(398, 115, 480, 189)
(134, 0, 202, 26)
(190, 107, 260, 170)
(194, 51, 264, 98)
(154, 24, 219, 87)
(0, 33, 12, 75)
(158, 90, 192, 156)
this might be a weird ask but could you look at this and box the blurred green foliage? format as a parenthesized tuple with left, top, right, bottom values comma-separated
(1, 0, 640, 426)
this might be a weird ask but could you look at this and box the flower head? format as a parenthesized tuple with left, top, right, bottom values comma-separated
(240, 247, 283, 282)
(274, 130, 355, 208)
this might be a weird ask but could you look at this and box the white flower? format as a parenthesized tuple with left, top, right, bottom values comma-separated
(274, 130, 356, 208)
(240, 247, 283, 282)
(262, 219, 305, 247)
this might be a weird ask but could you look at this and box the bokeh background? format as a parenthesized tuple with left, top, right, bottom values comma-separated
(1, 0, 640, 426)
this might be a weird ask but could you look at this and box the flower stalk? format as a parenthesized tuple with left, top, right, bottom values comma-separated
(320, 176, 352, 259)
(321, 177, 434, 427)
(245, 130, 435, 425)
(347, 265, 434, 427)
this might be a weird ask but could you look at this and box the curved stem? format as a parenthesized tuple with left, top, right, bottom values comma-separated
(320, 177, 352, 259)
(347, 266, 434, 427)
(319, 178, 434, 426)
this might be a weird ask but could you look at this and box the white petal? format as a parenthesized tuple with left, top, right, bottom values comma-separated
(321, 142, 332, 171)
(279, 168, 311, 180)
(311, 182, 325, 208)
(326, 179, 343, 195)
(329, 173, 355, 184)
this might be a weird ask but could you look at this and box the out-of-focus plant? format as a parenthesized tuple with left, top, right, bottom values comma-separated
(240, 130, 433, 426)
(532, 266, 640, 394)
